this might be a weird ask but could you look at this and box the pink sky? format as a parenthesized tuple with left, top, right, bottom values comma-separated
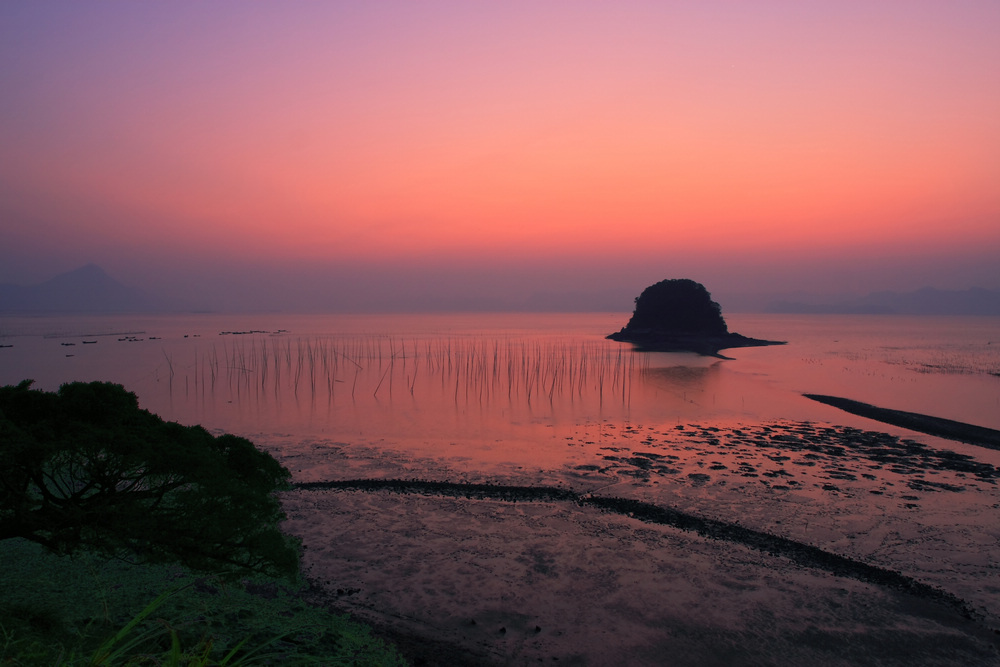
(1, 2, 998, 311)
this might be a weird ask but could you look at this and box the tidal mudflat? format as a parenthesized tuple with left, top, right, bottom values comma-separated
(277, 416, 1000, 665)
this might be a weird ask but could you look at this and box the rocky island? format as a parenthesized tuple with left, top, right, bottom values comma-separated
(608, 278, 785, 356)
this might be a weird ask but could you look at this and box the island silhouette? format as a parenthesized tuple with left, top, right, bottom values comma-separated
(608, 278, 785, 356)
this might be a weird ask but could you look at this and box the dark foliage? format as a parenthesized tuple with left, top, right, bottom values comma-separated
(0, 380, 299, 580)
(623, 278, 728, 335)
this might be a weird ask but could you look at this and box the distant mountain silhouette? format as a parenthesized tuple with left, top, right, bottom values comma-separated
(0, 264, 167, 313)
(768, 287, 1000, 316)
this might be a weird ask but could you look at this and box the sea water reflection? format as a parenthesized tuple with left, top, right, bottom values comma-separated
(1, 313, 998, 445)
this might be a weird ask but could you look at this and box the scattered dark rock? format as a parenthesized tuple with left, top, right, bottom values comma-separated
(335, 587, 360, 597)
(804, 394, 1000, 451)
(907, 479, 965, 493)
(294, 476, 984, 628)
(687, 473, 711, 486)
(626, 456, 654, 470)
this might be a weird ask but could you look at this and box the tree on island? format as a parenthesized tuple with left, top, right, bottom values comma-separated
(608, 278, 783, 355)
(621, 279, 729, 336)
(0, 380, 299, 580)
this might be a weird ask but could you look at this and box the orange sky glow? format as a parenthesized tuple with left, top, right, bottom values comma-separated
(1, 2, 998, 311)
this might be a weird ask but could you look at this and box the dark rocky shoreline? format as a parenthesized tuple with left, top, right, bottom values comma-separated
(804, 394, 1000, 451)
(606, 329, 785, 356)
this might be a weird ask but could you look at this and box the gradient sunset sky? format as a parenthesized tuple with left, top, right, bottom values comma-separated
(2, 2, 998, 311)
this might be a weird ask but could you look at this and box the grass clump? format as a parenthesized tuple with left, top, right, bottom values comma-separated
(0, 539, 407, 665)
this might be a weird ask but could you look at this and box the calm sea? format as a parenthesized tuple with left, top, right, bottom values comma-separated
(1, 312, 997, 457)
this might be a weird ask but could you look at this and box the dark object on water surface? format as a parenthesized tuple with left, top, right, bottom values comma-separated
(804, 394, 1000, 451)
(608, 279, 784, 356)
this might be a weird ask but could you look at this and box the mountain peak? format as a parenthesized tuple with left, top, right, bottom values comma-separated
(46, 263, 114, 286)
(0, 264, 166, 313)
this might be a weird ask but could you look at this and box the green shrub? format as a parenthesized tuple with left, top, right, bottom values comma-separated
(0, 539, 407, 665)
(0, 381, 300, 580)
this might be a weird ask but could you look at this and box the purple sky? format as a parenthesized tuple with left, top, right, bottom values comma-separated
(2, 2, 998, 311)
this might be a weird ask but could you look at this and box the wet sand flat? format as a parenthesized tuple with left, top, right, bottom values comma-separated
(274, 416, 1000, 665)
(284, 490, 997, 666)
